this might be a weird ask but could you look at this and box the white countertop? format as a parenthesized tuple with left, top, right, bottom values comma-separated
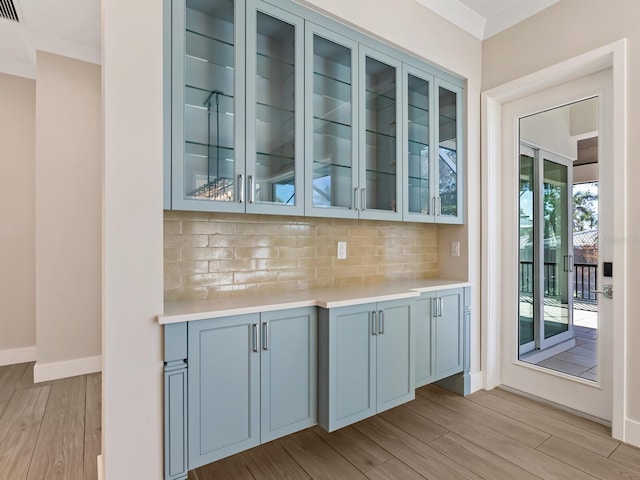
(158, 279, 471, 325)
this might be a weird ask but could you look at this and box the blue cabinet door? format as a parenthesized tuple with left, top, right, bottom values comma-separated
(376, 299, 415, 412)
(414, 292, 436, 387)
(260, 307, 317, 443)
(434, 288, 464, 379)
(187, 314, 260, 469)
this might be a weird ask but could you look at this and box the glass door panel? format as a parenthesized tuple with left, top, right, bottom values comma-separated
(406, 73, 431, 216)
(246, 2, 303, 215)
(437, 85, 459, 218)
(542, 159, 572, 341)
(305, 26, 357, 217)
(519, 153, 535, 350)
(180, 0, 242, 207)
(360, 47, 401, 220)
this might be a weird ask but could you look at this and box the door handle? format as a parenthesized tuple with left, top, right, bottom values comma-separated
(378, 310, 384, 335)
(591, 284, 613, 299)
(252, 323, 258, 352)
(238, 174, 245, 203)
(371, 311, 377, 335)
(248, 175, 255, 204)
(353, 187, 359, 211)
(262, 322, 270, 351)
(361, 188, 366, 211)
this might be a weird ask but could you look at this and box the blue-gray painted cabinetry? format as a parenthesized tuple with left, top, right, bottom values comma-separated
(317, 298, 415, 432)
(415, 287, 471, 393)
(164, 0, 465, 223)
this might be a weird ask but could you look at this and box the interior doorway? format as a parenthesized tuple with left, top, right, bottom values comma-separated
(517, 98, 600, 382)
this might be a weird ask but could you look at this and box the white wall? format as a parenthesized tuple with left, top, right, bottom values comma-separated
(482, 0, 640, 439)
(34, 52, 102, 380)
(0, 73, 36, 365)
(102, 0, 164, 477)
(101, 0, 481, 476)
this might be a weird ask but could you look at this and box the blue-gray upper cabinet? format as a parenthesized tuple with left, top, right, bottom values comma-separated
(359, 46, 403, 221)
(304, 23, 359, 219)
(188, 313, 260, 469)
(318, 298, 415, 432)
(260, 308, 317, 443)
(245, 0, 305, 215)
(414, 288, 464, 387)
(171, 0, 247, 213)
(402, 66, 464, 224)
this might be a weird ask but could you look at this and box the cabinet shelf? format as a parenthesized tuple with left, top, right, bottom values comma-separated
(366, 168, 396, 177)
(186, 28, 234, 48)
(314, 70, 351, 88)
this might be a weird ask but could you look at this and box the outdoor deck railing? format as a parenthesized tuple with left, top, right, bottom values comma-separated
(519, 261, 597, 301)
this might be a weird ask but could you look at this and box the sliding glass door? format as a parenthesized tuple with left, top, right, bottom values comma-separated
(519, 144, 574, 356)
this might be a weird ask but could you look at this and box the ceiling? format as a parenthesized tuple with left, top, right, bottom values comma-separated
(415, 0, 560, 40)
(0, 0, 557, 79)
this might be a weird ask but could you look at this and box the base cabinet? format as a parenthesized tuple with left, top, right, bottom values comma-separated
(318, 298, 415, 432)
(415, 288, 469, 388)
(185, 307, 317, 471)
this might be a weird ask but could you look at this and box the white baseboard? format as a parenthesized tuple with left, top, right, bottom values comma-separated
(625, 418, 640, 447)
(469, 370, 484, 394)
(34, 355, 102, 382)
(0, 346, 37, 366)
(97, 454, 104, 480)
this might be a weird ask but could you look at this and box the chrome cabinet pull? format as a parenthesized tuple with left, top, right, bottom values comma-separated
(432, 298, 438, 318)
(378, 310, 384, 334)
(438, 297, 443, 317)
(353, 187, 359, 211)
(361, 188, 366, 211)
(238, 174, 245, 203)
(249, 175, 256, 204)
(252, 323, 258, 352)
(432, 197, 436, 216)
(262, 323, 270, 351)
(371, 311, 377, 335)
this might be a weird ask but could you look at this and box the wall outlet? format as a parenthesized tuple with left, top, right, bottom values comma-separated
(337, 241, 347, 260)
(451, 241, 460, 257)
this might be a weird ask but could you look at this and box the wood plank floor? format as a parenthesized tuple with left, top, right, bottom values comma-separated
(192, 384, 640, 480)
(0, 362, 101, 480)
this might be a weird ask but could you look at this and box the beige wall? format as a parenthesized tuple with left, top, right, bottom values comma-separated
(0, 74, 36, 359)
(165, 212, 439, 301)
(35, 52, 102, 369)
(102, 0, 481, 475)
(482, 0, 640, 426)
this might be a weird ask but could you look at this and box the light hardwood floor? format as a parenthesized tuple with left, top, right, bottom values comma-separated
(192, 384, 640, 480)
(0, 362, 101, 480)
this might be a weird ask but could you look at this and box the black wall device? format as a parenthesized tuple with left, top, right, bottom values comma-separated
(604, 262, 613, 277)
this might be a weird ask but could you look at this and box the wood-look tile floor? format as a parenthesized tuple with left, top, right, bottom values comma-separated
(0, 362, 101, 480)
(191, 384, 640, 480)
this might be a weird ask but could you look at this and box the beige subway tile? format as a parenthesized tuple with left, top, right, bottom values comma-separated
(183, 247, 234, 261)
(175, 286, 209, 300)
(295, 236, 319, 247)
(164, 220, 182, 234)
(209, 259, 256, 273)
(165, 211, 212, 222)
(297, 278, 332, 290)
(185, 273, 233, 287)
(297, 257, 330, 268)
(316, 246, 335, 258)
(277, 223, 316, 236)
(348, 226, 379, 238)
(235, 247, 279, 259)
(316, 224, 349, 237)
(255, 258, 297, 270)
(164, 248, 181, 262)
(165, 261, 209, 275)
(164, 274, 182, 290)
(376, 263, 407, 275)
(254, 280, 299, 293)
(234, 222, 278, 236)
(278, 268, 312, 281)
(207, 284, 235, 298)
(278, 246, 316, 258)
(334, 276, 365, 287)
(233, 270, 279, 285)
(348, 245, 378, 257)
(317, 265, 377, 279)
(333, 256, 364, 267)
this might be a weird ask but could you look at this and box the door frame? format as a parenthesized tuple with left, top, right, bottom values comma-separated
(481, 40, 628, 440)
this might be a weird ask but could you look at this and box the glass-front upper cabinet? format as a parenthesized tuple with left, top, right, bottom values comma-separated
(359, 46, 402, 221)
(171, 0, 246, 212)
(304, 23, 358, 218)
(402, 65, 434, 222)
(246, 0, 304, 215)
(435, 79, 463, 224)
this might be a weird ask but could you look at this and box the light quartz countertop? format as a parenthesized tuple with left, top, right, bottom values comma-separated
(158, 279, 471, 325)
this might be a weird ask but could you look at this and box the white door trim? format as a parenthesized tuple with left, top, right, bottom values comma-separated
(481, 39, 628, 441)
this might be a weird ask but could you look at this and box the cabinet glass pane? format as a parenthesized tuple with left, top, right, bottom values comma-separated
(407, 74, 430, 214)
(439, 86, 458, 216)
(311, 35, 353, 209)
(365, 57, 397, 212)
(519, 154, 534, 347)
(183, 0, 237, 202)
(254, 12, 296, 205)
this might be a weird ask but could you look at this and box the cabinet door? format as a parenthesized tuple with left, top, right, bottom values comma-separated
(414, 292, 436, 387)
(320, 303, 377, 431)
(260, 308, 317, 443)
(402, 65, 436, 223)
(434, 79, 463, 224)
(187, 314, 260, 469)
(359, 46, 402, 221)
(376, 299, 415, 412)
(246, 0, 304, 215)
(434, 288, 464, 379)
(304, 22, 359, 219)
(172, 0, 246, 212)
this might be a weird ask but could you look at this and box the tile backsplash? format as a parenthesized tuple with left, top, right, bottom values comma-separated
(164, 211, 439, 301)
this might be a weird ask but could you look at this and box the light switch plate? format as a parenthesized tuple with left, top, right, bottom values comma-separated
(337, 241, 347, 259)
(451, 241, 460, 257)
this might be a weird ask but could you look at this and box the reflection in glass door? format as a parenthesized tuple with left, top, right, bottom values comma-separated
(518, 144, 574, 358)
